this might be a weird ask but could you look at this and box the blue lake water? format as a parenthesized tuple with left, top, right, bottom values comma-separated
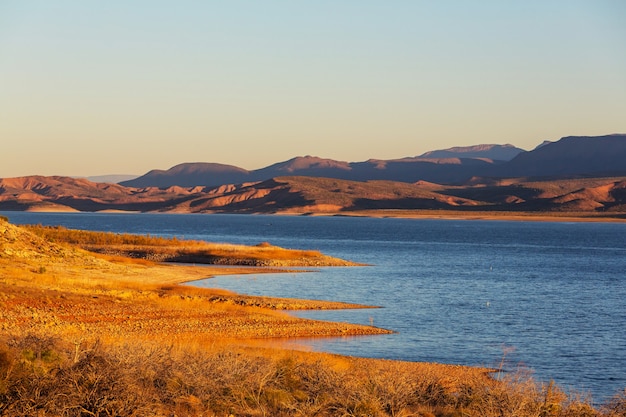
(3, 211, 625, 403)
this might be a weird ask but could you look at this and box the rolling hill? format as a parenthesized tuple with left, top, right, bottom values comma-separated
(2, 174, 626, 216)
(0, 176, 206, 212)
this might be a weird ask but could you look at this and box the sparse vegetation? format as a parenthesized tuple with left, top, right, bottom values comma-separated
(24, 224, 185, 246)
(1, 335, 623, 417)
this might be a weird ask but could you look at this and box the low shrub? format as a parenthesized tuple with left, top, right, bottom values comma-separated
(602, 389, 626, 416)
(0, 335, 621, 417)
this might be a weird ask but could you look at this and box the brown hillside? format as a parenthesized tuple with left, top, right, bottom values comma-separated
(0, 175, 202, 212)
(440, 177, 626, 213)
(2, 174, 626, 216)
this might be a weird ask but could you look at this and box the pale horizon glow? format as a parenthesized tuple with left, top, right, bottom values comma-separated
(1, 1, 625, 177)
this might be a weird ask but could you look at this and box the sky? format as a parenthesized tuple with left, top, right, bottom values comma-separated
(1, 1, 625, 177)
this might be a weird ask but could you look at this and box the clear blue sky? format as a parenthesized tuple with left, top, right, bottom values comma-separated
(1, 1, 625, 177)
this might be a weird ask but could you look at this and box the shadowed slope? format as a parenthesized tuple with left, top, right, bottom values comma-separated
(500, 134, 626, 178)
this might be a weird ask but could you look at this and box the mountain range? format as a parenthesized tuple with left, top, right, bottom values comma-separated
(1, 134, 625, 216)
(120, 135, 626, 188)
(119, 144, 523, 188)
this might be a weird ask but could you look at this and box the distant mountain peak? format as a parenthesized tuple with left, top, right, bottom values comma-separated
(503, 134, 626, 178)
(424, 144, 514, 153)
(117, 134, 626, 189)
(419, 144, 525, 161)
(165, 162, 249, 175)
(534, 140, 553, 150)
(119, 162, 250, 188)
(262, 156, 352, 173)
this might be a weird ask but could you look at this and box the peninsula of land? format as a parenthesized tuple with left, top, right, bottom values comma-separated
(2, 217, 625, 416)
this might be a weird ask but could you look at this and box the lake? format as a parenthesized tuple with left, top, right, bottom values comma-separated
(3, 211, 625, 402)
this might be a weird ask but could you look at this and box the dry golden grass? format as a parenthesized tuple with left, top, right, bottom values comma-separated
(1, 219, 389, 342)
(2, 334, 621, 417)
(23, 224, 362, 266)
(21, 224, 187, 246)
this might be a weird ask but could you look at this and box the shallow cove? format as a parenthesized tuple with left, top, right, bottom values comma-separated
(3, 211, 626, 402)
